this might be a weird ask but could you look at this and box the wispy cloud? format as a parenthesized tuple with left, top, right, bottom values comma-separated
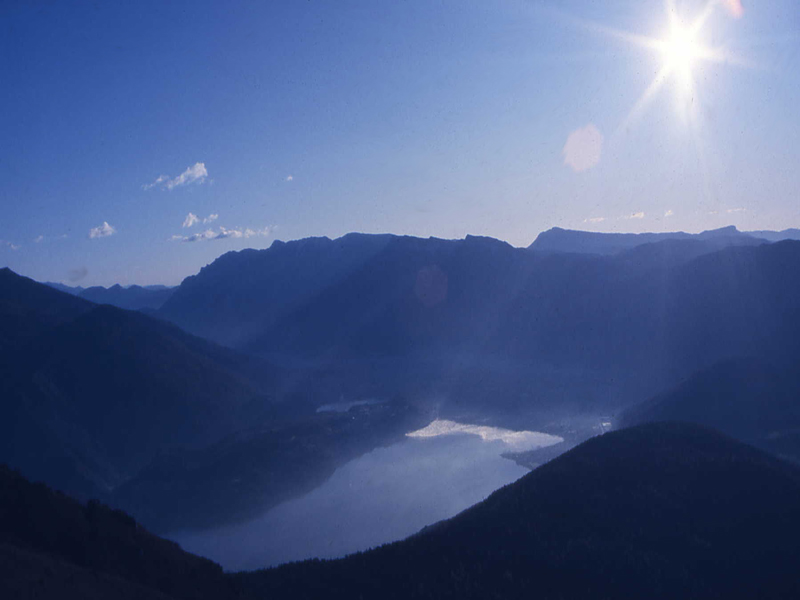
(727, 207, 746, 214)
(170, 225, 274, 243)
(563, 124, 604, 173)
(33, 234, 68, 243)
(144, 162, 208, 191)
(286, 175, 294, 182)
(2, 240, 20, 251)
(89, 221, 116, 239)
(173, 229, 217, 243)
(183, 212, 200, 228)
(624, 211, 645, 220)
(183, 212, 218, 228)
(142, 175, 168, 191)
(664, 209, 674, 218)
(583, 216, 606, 223)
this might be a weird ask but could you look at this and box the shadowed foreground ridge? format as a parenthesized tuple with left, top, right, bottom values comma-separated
(0, 465, 239, 600)
(239, 422, 800, 600)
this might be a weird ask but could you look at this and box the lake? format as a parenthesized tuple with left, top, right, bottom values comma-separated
(169, 420, 562, 571)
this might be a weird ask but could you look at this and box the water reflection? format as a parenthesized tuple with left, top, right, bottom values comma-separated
(171, 422, 563, 571)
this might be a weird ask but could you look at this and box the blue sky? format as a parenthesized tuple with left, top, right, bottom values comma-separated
(2, 0, 799, 285)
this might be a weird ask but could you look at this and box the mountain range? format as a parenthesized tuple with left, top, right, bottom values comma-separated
(149, 229, 800, 425)
(45, 282, 176, 311)
(6, 225, 800, 595)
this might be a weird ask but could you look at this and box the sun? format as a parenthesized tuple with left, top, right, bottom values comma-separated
(663, 23, 700, 73)
(571, 0, 750, 127)
(660, 21, 702, 93)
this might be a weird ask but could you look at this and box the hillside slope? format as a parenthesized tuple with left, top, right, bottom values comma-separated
(241, 422, 800, 599)
(0, 269, 279, 499)
(0, 465, 240, 600)
(620, 358, 800, 462)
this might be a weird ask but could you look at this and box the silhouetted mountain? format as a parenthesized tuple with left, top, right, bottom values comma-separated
(158, 233, 395, 347)
(0, 269, 280, 501)
(114, 400, 429, 533)
(746, 228, 800, 242)
(0, 465, 239, 600)
(43, 281, 84, 296)
(620, 358, 800, 463)
(240, 422, 800, 599)
(0, 268, 93, 357)
(154, 235, 800, 421)
(245, 234, 522, 358)
(528, 225, 764, 255)
(78, 284, 175, 310)
(251, 238, 800, 373)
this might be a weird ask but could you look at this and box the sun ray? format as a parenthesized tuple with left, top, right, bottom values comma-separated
(616, 64, 673, 137)
(687, 0, 719, 36)
(568, 0, 757, 133)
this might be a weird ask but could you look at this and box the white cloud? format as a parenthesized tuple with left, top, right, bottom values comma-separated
(243, 227, 273, 238)
(286, 175, 294, 182)
(185, 229, 217, 242)
(34, 235, 44, 243)
(89, 221, 116, 239)
(583, 217, 606, 224)
(664, 209, 674, 218)
(170, 225, 274, 243)
(167, 162, 208, 189)
(625, 212, 645, 220)
(727, 207, 746, 214)
(3, 240, 20, 251)
(144, 162, 208, 191)
(563, 124, 604, 173)
(142, 175, 168, 191)
(183, 212, 200, 228)
(216, 226, 244, 239)
(183, 212, 218, 227)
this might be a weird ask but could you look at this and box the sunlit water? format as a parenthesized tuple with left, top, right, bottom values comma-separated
(169, 421, 562, 571)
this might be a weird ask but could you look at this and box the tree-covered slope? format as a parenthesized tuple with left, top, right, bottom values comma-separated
(240, 422, 800, 599)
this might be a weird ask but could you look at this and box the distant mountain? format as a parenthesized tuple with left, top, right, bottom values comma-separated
(250, 238, 800, 372)
(528, 225, 765, 255)
(43, 281, 84, 295)
(158, 233, 395, 347)
(154, 235, 800, 420)
(0, 269, 279, 500)
(620, 357, 800, 463)
(244, 234, 522, 359)
(0, 465, 238, 600)
(746, 228, 800, 242)
(78, 284, 175, 310)
(241, 422, 800, 600)
(44, 281, 175, 309)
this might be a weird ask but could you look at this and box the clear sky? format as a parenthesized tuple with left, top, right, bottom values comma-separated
(2, 0, 799, 285)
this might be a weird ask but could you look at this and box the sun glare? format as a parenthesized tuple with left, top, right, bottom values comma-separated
(575, 0, 753, 132)
(663, 24, 699, 73)
(659, 20, 704, 95)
